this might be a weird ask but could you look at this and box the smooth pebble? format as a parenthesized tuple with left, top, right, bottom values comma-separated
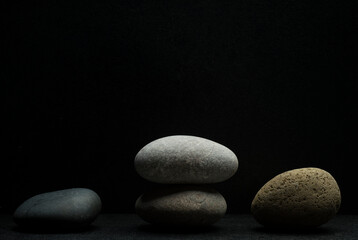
(135, 135, 238, 184)
(14, 188, 102, 229)
(135, 185, 227, 226)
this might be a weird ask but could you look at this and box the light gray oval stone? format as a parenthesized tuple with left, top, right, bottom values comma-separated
(135, 185, 227, 226)
(14, 188, 102, 228)
(251, 167, 341, 228)
(135, 135, 238, 184)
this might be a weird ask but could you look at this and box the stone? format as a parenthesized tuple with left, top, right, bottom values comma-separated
(135, 185, 227, 226)
(135, 135, 238, 184)
(251, 167, 341, 228)
(14, 188, 102, 228)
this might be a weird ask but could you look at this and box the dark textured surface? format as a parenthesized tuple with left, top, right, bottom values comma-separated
(1, 214, 357, 239)
(2, 0, 356, 214)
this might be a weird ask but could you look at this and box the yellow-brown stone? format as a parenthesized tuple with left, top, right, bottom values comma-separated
(251, 167, 341, 228)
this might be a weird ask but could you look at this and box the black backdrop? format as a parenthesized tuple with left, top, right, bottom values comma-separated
(3, 1, 356, 214)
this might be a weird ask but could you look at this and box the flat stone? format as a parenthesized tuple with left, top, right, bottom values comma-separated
(251, 167, 341, 228)
(135, 135, 238, 184)
(135, 185, 227, 226)
(14, 188, 102, 229)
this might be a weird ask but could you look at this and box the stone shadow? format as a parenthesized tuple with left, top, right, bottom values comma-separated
(137, 223, 221, 235)
(12, 224, 99, 234)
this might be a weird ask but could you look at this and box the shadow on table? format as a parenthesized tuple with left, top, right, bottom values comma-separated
(252, 226, 339, 236)
(12, 224, 99, 234)
(137, 224, 221, 234)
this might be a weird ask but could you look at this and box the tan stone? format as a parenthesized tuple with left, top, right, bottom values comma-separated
(251, 167, 341, 228)
(135, 185, 227, 226)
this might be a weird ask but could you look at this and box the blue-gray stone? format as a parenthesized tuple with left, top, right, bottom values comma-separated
(14, 188, 101, 228)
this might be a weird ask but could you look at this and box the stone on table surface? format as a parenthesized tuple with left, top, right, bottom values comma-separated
(14, 188, 102, 229)
(251, 167, 341, 228)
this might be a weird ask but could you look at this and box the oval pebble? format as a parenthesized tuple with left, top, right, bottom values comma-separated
(135, 135, 238, 184)
(135, 185, 227, 226)
(14, 188, 102, 229)
(251, 167, 341, 228)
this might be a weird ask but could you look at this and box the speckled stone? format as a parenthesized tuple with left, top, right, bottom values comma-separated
(14, 188, 102, 228)
(135, 135, 238, 184)
(251, 167, 341, 228)
(135, 185, 227, 226)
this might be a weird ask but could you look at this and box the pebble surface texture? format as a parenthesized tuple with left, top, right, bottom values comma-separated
(135, 135, 238, 184)
(135, 185, 227, 226)
(14, 188, 102, 228)
(251, 167, 341, 228)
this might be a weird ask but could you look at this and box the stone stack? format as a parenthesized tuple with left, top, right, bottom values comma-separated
(134, 135, 238, 226)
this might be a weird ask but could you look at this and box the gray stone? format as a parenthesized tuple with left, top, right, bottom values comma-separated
(135, 185, 227, 226)
(14, 188, 102, 228)
(135, 135, 238, 184)
(251, 167, 341, 228)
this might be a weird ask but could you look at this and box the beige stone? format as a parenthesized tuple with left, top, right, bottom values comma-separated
(251, 167, 341, 228)
(135, 185, 227, 226)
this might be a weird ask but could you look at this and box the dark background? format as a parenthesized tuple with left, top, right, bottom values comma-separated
(2, 1, 356, 214)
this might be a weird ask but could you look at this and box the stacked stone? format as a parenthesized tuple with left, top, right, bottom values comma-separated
(134, 135, 239, 226)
